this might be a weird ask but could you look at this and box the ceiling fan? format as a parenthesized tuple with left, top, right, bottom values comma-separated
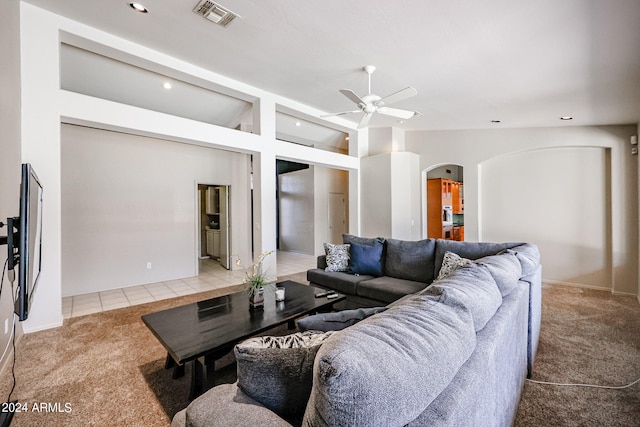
(323, 65, 421, 129)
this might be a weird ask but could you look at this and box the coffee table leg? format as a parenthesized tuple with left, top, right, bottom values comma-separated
(165, 353, 185, 379)
(164, 353, 175, 369)
(189, 358, 204, 400)
(204, 354, 216, 390)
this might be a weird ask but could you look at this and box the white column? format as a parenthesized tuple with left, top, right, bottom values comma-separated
(251, 98, 278, 277)
(19, 3, 63, 331)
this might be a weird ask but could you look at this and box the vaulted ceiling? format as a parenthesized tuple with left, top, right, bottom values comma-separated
(25, 0, 640, 131)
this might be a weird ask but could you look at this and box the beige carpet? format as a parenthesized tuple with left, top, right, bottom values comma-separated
(515, 284, 640, 426)
(0, 278, 638, 426)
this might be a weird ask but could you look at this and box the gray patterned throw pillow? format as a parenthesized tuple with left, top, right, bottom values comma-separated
(235, 331, 335, 417)
(324, 243, 350, 272)
(436, 251, 472, 280)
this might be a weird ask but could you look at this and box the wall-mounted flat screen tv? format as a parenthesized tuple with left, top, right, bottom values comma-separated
(7, 163, 44, 321)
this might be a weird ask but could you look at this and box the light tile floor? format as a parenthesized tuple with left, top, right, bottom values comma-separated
(62, 250, 316, 319)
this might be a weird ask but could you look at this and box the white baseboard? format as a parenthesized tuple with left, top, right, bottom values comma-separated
(544, 279, 638, 298)
(544, 279, 610, 292)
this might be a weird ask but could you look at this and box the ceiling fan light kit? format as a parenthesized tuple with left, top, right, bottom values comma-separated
(323, 65, 421, 128)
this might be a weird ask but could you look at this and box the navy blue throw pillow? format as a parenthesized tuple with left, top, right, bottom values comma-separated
(349, 241, 384, 276)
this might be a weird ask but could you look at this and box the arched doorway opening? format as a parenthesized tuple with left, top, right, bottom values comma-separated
(422, 164, 464, 241)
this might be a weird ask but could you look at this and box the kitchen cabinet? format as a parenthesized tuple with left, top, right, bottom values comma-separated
(205, 187, 220, 215)
(206, 229, 220, 258)
(453, 226, 464, 241)
(452, 182, 464, 214)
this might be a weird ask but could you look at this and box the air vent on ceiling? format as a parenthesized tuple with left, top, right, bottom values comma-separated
(193, 1, 240, 27)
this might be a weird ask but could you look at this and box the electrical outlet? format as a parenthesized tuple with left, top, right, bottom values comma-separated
(146, 262, 152, 270)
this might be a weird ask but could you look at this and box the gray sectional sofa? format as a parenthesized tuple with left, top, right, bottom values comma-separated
(308, 235, 529, 308)
(172, 237, 542, 427)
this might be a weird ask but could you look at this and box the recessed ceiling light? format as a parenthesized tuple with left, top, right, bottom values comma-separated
(491, 120, 501, 123)
(398, 120, 405, 124)
(129, 3, 148, 13)
(560, 116, 573, 120)
(162, 82, 172, 90)
(295, 121, 301, 127)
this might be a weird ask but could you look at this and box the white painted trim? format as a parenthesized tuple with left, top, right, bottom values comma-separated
(544, 279, 611, 293)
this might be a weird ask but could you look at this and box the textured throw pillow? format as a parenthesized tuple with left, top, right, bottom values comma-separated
(297, 307, 387, 332)
(349, 241, 384, 276)
(323, 243, 350, 272)
(235, 330, 334, 417)
(436, 251, 472, 280)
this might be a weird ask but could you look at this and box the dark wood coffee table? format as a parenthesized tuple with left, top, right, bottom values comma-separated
(142, 280, 345, 399)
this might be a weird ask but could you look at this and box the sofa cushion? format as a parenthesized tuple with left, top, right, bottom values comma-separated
(323, 243, 350, 272)
(349, 240, 384, 276)
(475, 252, 523, 297)
(505, 243, 540, 276)
(343, 233, 385, 247)
(357, 276, 428, 304)
(176, 383, 293, 427)
(306, 268, 373, 295)
(303, 293, 477, 427)
(423, 264, 502, 332)
(384, 238, 436, 283)
(297, 307, 387, 332)
(434, 240, 520, 277)
(435, 251, 472, 281)
(235, 331, 334, 418)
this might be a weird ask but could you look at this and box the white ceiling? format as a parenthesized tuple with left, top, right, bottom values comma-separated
(25, 0, 640, 131)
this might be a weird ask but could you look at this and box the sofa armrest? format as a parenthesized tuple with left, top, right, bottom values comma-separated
(317, 255, 327, 269)
(520, 264, 542, 378)
(171, 383, 293, 427)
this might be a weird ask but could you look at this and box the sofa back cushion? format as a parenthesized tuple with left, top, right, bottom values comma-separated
(384, 238, 436, 283)
(424, 263, 502, 332)
(474, 252, 523, 297)
(505, 243, 540, 276)
(342, 234, 385, 247)
(302, 294, 476, 427)
(434, 240, 521, 278)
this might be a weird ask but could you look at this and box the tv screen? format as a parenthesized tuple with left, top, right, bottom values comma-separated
(14, 164, 43, 321)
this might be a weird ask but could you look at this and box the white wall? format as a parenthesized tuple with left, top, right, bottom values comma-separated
(361, 154, 393, 237)
(314, 167, 350, 255)
(0, 0, 23, 371)
(480, 146, 609, 288)
(279, 168, 314, 254)
(278, 166, 350, 256)
(360, 152, 421, 240)
(406, 125, 638, 295)
(61, 124, 251, 296)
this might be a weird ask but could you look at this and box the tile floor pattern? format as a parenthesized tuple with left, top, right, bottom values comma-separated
(62, 250, 317, 319)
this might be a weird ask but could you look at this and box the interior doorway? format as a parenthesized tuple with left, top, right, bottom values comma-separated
(197, 184, 231, 269)
(328, 192, 346, 243)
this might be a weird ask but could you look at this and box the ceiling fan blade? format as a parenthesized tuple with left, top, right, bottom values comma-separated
(378, 87, 417, 106)
(357, 113, 373, 129)
(377, 107, 417, 120)
(339, 89, 366, 105)
(320, 110, 361, 117)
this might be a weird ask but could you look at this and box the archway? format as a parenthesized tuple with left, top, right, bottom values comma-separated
(421, 164, 464, 240)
